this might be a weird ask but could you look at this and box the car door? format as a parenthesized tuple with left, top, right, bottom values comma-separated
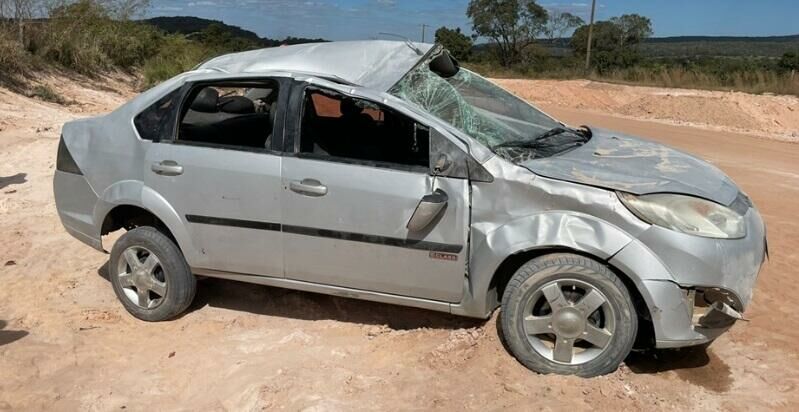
(144, 78, 288, 277)
(280, 84, 469, 303)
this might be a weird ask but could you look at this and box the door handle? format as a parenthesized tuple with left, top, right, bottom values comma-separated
(290, 179, 327, 197)
(151, 161, 184, 176)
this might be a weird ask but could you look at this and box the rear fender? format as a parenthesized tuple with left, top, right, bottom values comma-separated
(94, 180, 197, 263)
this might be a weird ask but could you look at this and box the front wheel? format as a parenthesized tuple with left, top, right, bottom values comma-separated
(500, 253, 637, 377)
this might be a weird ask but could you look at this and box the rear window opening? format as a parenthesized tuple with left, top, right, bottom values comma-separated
(178, 80, 281, 150)
(133, 88, 182, 142)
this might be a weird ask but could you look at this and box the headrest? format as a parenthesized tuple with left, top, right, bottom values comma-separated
(340, 99, 363, 117)
(219, 96, 255, 114)
(191, 88, 219, 113)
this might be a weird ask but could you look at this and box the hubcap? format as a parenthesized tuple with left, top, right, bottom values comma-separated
(116, 246, 167, 309)
(522, 279, 615, 365)
(552, 307, 586, 338)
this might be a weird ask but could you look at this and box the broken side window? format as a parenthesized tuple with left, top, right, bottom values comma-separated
(299, 88, 429, 169)
(176, 80, 280, 150)
(133, 88, 182, 141)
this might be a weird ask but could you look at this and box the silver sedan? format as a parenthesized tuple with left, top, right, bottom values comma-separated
(54, 41, 766, 377)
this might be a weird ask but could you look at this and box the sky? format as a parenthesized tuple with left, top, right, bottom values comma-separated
(147, 0, 799, 41)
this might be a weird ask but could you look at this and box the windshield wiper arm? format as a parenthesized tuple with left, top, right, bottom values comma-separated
(492, 127, 569, 149)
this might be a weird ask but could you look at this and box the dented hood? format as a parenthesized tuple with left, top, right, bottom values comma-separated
(522, 129, 739, 205)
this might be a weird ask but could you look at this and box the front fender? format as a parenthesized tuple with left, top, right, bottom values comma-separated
(452, 212, 635, 318)
(93, 180, 197, 263)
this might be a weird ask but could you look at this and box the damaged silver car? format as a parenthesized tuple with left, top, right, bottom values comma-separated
(54, 41, 767, 377)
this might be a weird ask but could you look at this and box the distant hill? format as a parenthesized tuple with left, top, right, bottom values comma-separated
(142, 16, 326, 47)
(645, 34, 799, 44)
(533, 34, 799, 58)
(639, 34, 799, 58)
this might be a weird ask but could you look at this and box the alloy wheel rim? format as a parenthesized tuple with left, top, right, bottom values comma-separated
(522, 278, 615, 365)
(116, 246, 167, 309)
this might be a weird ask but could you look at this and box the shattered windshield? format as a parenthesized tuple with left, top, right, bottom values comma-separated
(390, 59, 588, 161)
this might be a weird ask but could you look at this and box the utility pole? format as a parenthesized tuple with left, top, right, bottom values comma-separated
(420, 24, 430, 43)
(584, 0, 597, 71)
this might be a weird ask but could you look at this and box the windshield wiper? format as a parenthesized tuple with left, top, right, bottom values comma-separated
(492, 127, 570, 150)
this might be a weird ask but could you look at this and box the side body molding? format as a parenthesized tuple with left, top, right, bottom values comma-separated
(93, 180, 199, 264)
(452, 211, 635, 318)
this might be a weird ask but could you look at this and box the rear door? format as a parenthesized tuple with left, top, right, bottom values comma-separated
(280, 84, 469, 302)
(144, 78, 288, 277)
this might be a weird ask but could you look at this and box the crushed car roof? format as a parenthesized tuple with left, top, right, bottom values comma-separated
(195, 40, 435, 92)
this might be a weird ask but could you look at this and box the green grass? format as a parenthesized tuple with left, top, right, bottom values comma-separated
(467, 61, 799, 96)
(140, 34, 213, 88)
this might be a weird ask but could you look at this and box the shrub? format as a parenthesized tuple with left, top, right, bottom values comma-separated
(29, 84, 67, 104)
(140, 34, 211, 88)
(0, 32, 33, 76)
(26, 0, 161, 73)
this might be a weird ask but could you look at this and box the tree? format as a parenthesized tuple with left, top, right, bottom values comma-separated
(0, 0, 39, 44)
(196, 22, 259, 53)
(102, 0, 151, 19)
(467, 0, 548, 67)
(434, 26, 473, 61)
(570, 14, 652, 72)
(779, 52, 799, 72)
(609, 14, 653, 48)
(572, 14, 652, 55)
(546, 11, 584, 46)
(571, 21, 622, 55)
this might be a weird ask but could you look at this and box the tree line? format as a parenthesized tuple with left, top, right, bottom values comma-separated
(433, 0, 797, 95)
(436, 0, 655, 72)
(1, 0, 797, 96)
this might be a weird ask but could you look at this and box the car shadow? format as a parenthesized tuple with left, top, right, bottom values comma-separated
(0, 173, 27, 191)
(625, 345, 733, 392)
(97, 261, 482, 331)
(0, 320, 28, 347)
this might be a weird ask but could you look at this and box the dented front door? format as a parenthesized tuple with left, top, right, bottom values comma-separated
(280, 157, 469, 303)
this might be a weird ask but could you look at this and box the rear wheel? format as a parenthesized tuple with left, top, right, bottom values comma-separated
(109, 226, 196, 321)
(500, 253, 637, 377)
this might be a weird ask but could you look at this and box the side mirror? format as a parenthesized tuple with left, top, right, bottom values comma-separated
(407, 189, 448, 232)
(434, 153, 452, 173)
(429, 51, 460, 78)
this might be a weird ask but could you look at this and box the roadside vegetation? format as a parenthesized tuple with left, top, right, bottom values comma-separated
(1, 0, 798, 97)
(0, 0, 315, 91)
(445, 0, 799, 95)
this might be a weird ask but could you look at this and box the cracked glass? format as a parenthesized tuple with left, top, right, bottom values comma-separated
(390, 63, 571, 160)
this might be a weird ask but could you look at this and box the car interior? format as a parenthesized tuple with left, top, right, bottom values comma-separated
(178, 82, 280, 149)
(300, 89, 430, 168)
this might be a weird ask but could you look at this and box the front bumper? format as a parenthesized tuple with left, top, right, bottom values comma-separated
(610, 207, 766, 348)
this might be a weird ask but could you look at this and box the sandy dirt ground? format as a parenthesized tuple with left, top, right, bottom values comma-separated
(1, 77, 798, 411)
(494, 79, 799, 143)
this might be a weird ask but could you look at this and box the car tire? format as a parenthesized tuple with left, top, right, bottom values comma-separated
(109, 226, 196, 321)
(500, 253, 637, 377)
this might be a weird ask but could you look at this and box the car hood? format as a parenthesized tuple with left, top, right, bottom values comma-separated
(521, 129, 739, 205)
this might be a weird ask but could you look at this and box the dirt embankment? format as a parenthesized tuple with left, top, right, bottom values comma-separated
(495, 79, 799, 142)
(1, 75, 798, 410)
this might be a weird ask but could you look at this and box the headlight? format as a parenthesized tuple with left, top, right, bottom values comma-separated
(618, 192, 746, 239)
